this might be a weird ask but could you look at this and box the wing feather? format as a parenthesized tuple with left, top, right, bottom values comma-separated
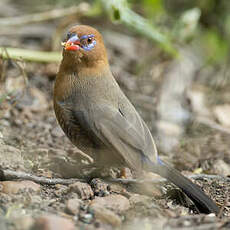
(89, 104, 158, 169)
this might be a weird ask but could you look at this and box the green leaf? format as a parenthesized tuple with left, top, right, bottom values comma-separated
(101, 0, 178, 56)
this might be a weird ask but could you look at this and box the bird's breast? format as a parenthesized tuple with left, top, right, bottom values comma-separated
(53, 100, 98, 154)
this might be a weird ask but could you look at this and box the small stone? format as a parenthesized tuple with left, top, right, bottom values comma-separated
(51, 126, 65, 138)
(54, 184, 68, 197)
(91, 194, 130, 213)
(14, 216, 34, 230)
(213, 159, 230, 177)
(0, 143, 25, 170)
(69, 182, 94, 200)
(90, 204, 121, 227)
(186, 87, 210, 116)
(32, 215, 75, 230)
(79, 213, 94, 224)
(129, 194, 151, 206)
(66, 198, 82, 215)
(0, 180, 40, 194)
(213, 104, 230, 127)
(90, 178, 109, 197)
(108, 183, 127, 194)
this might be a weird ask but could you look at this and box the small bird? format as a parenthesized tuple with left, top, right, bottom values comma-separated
(54, 25, 219, 214)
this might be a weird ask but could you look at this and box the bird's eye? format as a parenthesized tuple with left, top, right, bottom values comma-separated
(80, 34, 96, 51)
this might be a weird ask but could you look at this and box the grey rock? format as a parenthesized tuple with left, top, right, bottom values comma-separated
(91, 194, 130, 213)
(31, 215, 75, 230)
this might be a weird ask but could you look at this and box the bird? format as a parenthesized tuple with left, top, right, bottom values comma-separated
(53, 25, 219, 215)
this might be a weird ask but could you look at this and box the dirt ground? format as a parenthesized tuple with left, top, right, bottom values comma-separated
(1, 1, 230, 229)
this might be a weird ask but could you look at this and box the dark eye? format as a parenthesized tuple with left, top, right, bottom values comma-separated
(87, 37, 92, 43)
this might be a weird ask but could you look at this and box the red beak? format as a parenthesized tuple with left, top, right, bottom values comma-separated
(63, 34, 80, 51)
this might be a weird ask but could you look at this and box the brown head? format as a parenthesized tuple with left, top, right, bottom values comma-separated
(61, 25, 109, 73)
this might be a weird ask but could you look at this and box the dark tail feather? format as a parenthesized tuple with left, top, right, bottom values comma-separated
(144, 157, 219, 214)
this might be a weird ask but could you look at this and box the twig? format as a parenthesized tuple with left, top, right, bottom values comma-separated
(0, 3, 90, 27)
(1, 169, 85, 185)
(0, 47, 61, 63)
(1, 168, 229, 186)
(0, 168, 162, 185)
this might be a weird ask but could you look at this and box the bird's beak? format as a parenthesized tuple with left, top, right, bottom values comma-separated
(62, 34, 80, 51)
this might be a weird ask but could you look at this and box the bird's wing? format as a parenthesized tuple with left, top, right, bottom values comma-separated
(118, 98, 158, 163)
(86, 103, 158, 170)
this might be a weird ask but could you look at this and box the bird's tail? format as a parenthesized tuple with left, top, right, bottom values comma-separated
(143, 157, 219, 215)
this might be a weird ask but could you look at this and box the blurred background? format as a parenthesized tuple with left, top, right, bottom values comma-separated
(0, 0, 230, 229)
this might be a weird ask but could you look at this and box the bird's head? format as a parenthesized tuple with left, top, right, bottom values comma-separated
(61, 25, 108, 70)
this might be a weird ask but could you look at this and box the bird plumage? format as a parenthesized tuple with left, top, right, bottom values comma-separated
(54, 25, 219, 214)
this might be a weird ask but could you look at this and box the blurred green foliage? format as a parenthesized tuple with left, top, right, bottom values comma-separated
(18, 0, 230, 63)
(132, 0, 230, 63)
(202, 30, 228, 64)
(107, 0, 229, 63)
(101, 0, 177, 55)
(140, 0, 165, 19)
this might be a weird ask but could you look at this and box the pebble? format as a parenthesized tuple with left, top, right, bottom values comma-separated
(66, 198, 82, 215)
(0, 180, 40, 194)
(31, 215, 75, 230)
(90, 178, 109, 197)
(186, 87, 210, 116)
(213, 159, 230, 177)
(108, 183, 127, 194)
(13, 216, 34, 230)
(54, 184, 69, 197)
(129, 194, 151, 206)
(91, 194, 130, 212)
(90, 204, 122, 226)
(213, 104, 230, 127)
(0, 143, 25, 170)
(51, 126, 65, 138)
(79, 213, 94, 224)
(69, 182, 94, 200)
